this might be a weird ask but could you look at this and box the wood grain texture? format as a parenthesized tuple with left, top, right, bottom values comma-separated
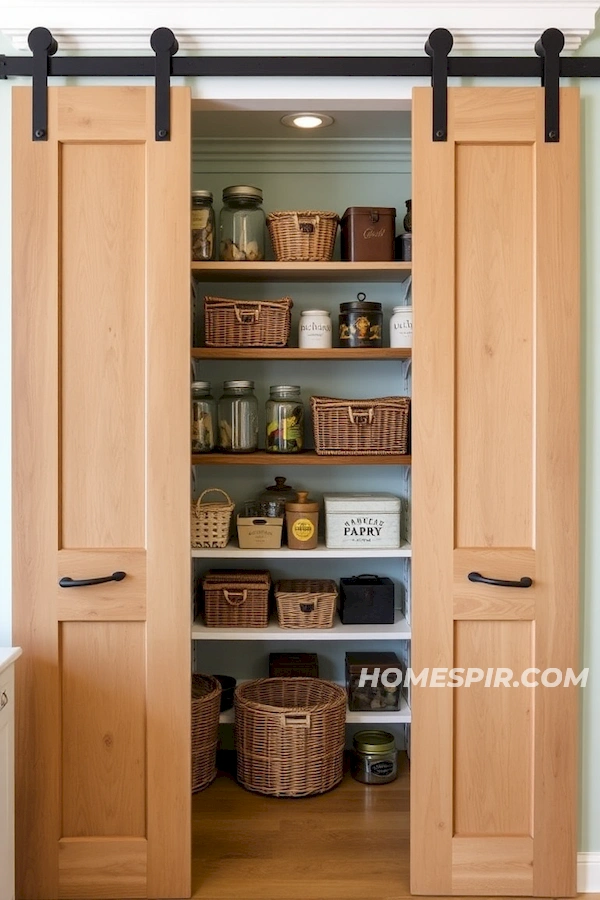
(58, 837, 147, 899)
(191, 260, 411, 283)
(191, 347, 412, 359)
(452, 837, 533, 896)
(193, 451, 411, 466)
(453, 548, 535, 618)
(57, 549, 146, 621)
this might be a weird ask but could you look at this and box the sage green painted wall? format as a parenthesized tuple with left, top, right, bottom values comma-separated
(0, 27, 598, 851)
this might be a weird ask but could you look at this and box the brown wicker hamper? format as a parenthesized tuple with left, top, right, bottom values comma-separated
(191, 674, 222, 792)
(202, 569, 271, 628)
(267, 210, 339, 262)
(204, 295, 292, 347)
(235, 678, 346, 797)
(275, 579, 338, 629)
(311, 395, 410, 455)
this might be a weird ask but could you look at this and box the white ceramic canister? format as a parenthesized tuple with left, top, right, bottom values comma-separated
(298, 309, 333, 349)
(390, 305, 413, 348)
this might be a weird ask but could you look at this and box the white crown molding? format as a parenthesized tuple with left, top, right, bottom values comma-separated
(1, 1, 599, 54)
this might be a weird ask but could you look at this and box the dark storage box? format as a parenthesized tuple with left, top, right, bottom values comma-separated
(341, 207, 396, 262)
(345, 651, 404, 711)
(339, 574, 395, 625)
(269, 652, 319, 678)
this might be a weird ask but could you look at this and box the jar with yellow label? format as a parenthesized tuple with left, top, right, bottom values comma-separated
(285, 491, 319, 550)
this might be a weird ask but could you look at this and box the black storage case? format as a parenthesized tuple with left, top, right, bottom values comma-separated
(339, 574, 395, 625)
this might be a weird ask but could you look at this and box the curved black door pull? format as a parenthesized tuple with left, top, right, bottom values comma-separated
(59, 571, 127, 588)
(468, 571, 533, 589)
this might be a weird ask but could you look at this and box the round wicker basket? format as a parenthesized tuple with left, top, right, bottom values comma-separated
(234, 677, 346, 797)
(191, 674, 222, 792)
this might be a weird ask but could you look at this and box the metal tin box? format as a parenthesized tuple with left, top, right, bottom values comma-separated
(341, 207, 396, 261)
(324, 492, 401, 549)
(339, 574, 395, 625)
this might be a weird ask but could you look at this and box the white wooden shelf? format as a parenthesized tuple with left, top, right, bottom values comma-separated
(191, 613, 411, 641)
(219, 693, 411, 725)
(191, 541, 411, 559)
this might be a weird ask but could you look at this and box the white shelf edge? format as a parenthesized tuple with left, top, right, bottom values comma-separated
(191, 613, 411, 641)
(219, 691, 410, 725)
(191, 541, 411, 559)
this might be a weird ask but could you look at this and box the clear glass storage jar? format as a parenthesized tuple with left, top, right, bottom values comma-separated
(218, 380, 259, 452)
(191, 190, 216, 261)
(351, 730, 398, 784)
(219, 185, 265, 262)
(266, 385, 304, 453)
(191, 381, 216, 453)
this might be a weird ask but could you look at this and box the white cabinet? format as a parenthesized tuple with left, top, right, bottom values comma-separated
(0, 649, 21, 900)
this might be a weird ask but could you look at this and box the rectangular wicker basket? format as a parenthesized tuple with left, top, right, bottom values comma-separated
(267, 210, 339, 262)
(202, 569, 271, 628)
(311, 395, 410, 456)
(204, 295, 292, 347)
(275, 579, 338, 629)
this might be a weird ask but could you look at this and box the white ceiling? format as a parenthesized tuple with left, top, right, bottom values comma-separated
(191, 108, 412, 141)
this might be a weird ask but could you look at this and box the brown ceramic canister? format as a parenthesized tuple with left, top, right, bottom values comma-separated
(285, 491, 319, 550)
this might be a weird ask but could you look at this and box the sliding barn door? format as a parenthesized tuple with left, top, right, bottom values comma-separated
(13, 87, 191, 899)
(411, 88, 579, 896)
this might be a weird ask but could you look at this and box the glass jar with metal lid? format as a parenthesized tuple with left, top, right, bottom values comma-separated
(219, 185, 265, 262)
(351, 730, 398, 784)
(217, 380, 259, 452)
(191, 190, 216, 261)
(191, 381, 216, 453)
(266, 385, 304, 453)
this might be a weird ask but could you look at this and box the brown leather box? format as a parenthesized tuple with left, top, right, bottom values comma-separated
(269, 652, 319, 678)
(341, 206, 396, 261)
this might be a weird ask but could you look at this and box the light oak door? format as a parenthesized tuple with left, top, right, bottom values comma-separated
(12, 87, 191, 899)
(411, 88, 580, 896)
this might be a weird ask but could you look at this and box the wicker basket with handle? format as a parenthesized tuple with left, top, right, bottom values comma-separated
(204, 295, 292, 347)
(275, 579, 338, 629)
(235, 677, 346, 797)
(191, 673, 222, 792)
(311, 395, 410, 456)
(202, 569, 271, 628)
(267, 210, 339, 261)
(191, 488, 235, 549)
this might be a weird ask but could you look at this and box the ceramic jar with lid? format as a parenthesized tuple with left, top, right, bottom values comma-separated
(259, 476, 298, 513)
(351, 730, 398, 784)
(390, 306, 413, 348)
(339, 292, 383, 348)
(191, 190, 216, 261)
(298, 310, 332, 349)
(219, 185, 265, 261)
(285, 491, 319, 550)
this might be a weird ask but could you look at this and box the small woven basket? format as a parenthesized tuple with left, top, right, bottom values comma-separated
(275, 579, 338, 629)
(191, 674, 222, 792)
(202, 569, 271, 628)
(267, 210, 339, 261)
(204, 295, 292, 347)
(191, 488, 235, 549)
(311, 395, 410, 456)
(235, 678, 346, 797)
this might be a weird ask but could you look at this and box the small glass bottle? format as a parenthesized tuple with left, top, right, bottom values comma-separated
(266, 385, 304, 453)
(191, 382, 216, 453)
(219, 185, 265, 262)
(191, 190, 216, 261)
(218, 381, 259, 452)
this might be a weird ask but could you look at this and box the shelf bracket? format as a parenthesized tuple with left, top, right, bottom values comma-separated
(425, 28, 453, 142)
(28, 27, 58, 141)
(151, 27, 179, 141)
(535, 28, 564, 142)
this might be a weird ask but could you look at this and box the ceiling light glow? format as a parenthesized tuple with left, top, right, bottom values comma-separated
(281, 113, 334, 129)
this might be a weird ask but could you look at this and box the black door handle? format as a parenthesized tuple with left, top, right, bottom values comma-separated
(468, 571, 533, 589)
(58, 571, 127, 588)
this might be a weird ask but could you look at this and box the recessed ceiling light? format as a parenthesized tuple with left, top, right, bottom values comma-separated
(280, 113, 334, 129)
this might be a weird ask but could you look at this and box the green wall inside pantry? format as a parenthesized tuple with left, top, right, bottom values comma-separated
(0, 26, 598, 852)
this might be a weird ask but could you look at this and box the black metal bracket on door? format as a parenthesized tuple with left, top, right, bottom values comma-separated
(425, 28, 453, 142)
(150, 27, 179, 141)
(535, 28, 565, 142)
(28, 26, 58, 141)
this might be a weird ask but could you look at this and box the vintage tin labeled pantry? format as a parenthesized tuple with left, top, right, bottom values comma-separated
(5, 4, 586, 898)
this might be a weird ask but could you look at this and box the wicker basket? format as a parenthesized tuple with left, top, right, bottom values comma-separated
(204, 295, 292, 347)
(235, 678, 346, 797)
(202, 569, 271, 628)
(191, 488, 235, 549)
(267, 211, 339, 262)
(191, 674, 222, 792)
(275, 579, 338, 629)
(311, 395, 410, 456)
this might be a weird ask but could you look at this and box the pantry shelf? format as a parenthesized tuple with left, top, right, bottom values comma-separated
(192, 451, 412, 466)
(191, 614, 411, 641)
(191, 541, 411, 559)
(191, 260, 411, 283)
(191, 347, 411, 359)
(219, 694, 411, 725)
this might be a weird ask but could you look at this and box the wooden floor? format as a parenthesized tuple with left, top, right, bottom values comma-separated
(192, 754, 597, 900)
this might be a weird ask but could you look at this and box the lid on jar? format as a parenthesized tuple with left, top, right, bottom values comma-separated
(223, 380, 255, 390)
(341, 291, 382, 313)
(353, 730, 396, 754)
(392, 306, 413, 313)
(341, 206, 396, 219)
(269, 385, 301, 394)
(192, 190, 213, 201)
(262, 476, 296, 495)
(285, 490, 319, 512)
(301, 309, 330, 316)
(191, 381, 211, 391)
(223, 184, 263, 202)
